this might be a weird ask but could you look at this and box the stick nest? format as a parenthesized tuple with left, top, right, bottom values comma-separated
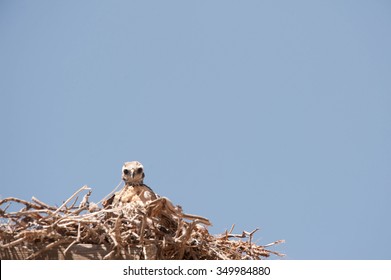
(0, 185, 284, 260)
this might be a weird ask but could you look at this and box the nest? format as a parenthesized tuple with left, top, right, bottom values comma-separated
(0, 185, 284, 260)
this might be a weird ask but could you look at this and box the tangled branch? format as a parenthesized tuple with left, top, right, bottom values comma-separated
(0, 187, 284, 260)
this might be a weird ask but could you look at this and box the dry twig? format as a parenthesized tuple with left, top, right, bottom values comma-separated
(0, 187, 284, 260)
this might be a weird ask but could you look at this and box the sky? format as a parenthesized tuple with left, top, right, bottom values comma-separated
(0, 1, 390, 260)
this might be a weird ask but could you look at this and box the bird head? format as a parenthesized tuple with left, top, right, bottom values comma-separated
(122, 161, 145, 185)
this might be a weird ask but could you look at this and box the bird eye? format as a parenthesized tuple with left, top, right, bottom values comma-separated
(136, 167, 143, 174)
(123, 169, 129, 175)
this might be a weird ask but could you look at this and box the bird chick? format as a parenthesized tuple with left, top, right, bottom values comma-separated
(103, 161, 157, 208)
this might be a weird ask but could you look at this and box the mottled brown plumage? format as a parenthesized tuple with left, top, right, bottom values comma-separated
(103, 161, 157, 208)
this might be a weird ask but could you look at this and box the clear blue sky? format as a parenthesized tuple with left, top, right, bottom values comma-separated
(1, 1, 390, 260)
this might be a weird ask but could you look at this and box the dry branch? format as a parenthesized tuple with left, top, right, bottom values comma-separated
(0, 187, 284, 260)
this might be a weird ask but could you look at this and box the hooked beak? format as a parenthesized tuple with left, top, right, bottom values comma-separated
(123, 168, 135, 178)
(129, 169, 135, 178)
